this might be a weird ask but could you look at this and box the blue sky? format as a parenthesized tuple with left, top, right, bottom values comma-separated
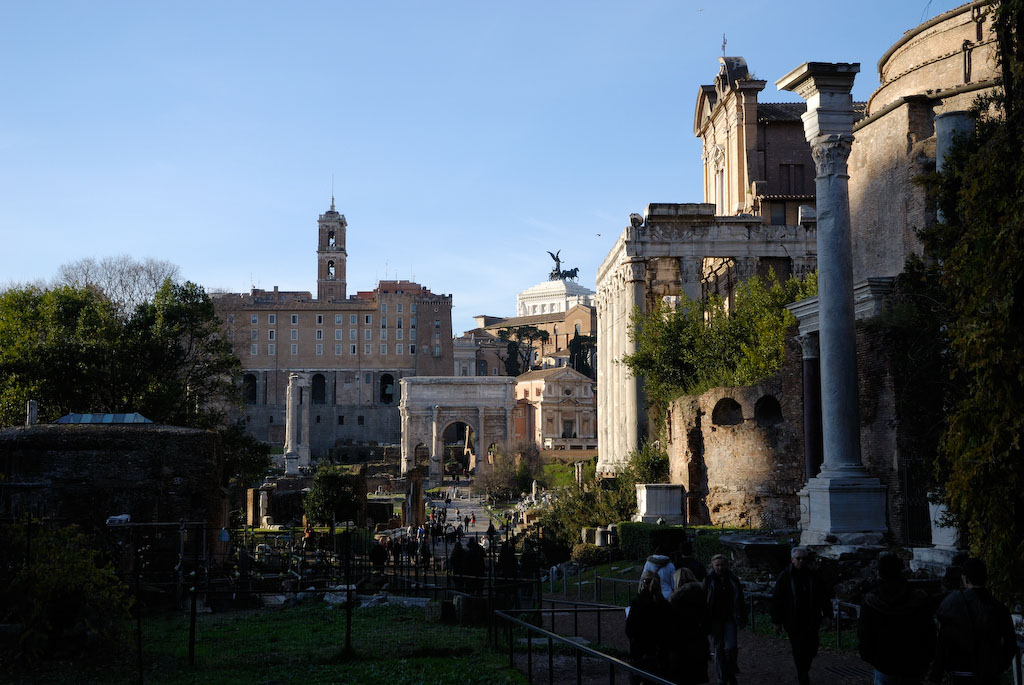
(1, 1, 968, 334)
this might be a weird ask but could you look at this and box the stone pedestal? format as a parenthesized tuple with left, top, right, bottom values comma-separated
(797, 473, 887, 545)
(632, 483, 686, 525)
(910, 499, 962, 574)
(284, 452, 299, 476)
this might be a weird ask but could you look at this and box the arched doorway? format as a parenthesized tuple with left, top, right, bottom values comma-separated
(242, 374, 257, 404)
(442, 421, 475, 475)
(414, 443, 430, 470)
(311, 373, 326, 404)
(380, 374, 395, 404)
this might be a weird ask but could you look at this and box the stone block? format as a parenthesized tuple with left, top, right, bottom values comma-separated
(633, 483, 686, 525)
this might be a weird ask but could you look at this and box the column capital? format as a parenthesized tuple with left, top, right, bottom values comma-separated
(810, 134, 854, 177)
(623, 258, 647, 283)
(797, 332, 820, 360)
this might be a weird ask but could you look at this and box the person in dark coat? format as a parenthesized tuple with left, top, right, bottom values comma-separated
(464, 537, 486, 591)
(448, 540, 465, 590)
(676, 539, 707, 582)
(931, 557, 1017, 685)
(770, 547, 832, 685)
(369, 536, 388, 571)
(703, 554, 745, 685)
(669, 573, 710, 685)
(626, 570, 672, 683)
(858, 552, 935, 684)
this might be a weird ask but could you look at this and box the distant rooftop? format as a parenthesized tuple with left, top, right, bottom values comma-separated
(55, 413, 153, 424)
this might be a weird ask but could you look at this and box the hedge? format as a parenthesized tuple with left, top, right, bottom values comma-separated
(617, 522, 689, 560)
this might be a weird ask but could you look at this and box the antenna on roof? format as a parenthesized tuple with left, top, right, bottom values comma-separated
(722, 33, 727, 56)
(331, 174, 335, 211)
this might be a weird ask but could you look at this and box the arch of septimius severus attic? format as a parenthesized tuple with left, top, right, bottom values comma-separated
(399, 377, 516, 485)
(595, 204, 816, 474)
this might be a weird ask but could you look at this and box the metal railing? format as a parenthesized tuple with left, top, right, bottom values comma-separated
(493, 607, 674, 685)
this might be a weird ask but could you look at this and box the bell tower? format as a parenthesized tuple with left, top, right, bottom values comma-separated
(317, 197, 347, 301)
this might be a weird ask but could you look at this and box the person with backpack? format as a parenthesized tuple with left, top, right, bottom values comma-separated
(858, 553, 935, 684)
(930, 557, 1017, 684)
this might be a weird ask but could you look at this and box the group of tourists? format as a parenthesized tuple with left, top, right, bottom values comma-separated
(626, 544, 1018, 685)
(427, 502, 477, 545)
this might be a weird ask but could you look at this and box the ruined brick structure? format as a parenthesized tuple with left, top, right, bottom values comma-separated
(596, 2, 1000, 544)
(0, 424, 226, 530)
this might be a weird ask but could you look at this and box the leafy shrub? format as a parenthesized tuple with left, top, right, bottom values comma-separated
(535, 445, 670, 560)
(617, 522, 689, 560)
(623, 271, 817, 415)
(570, 543, 604, 567)
(693, 533, 725, 566)
(0, 522, 131, 663)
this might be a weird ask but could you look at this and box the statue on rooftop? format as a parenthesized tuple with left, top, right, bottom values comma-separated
(547, 250, 561, 280)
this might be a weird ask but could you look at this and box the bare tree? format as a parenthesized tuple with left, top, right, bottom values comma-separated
(55, 255, 180, 313)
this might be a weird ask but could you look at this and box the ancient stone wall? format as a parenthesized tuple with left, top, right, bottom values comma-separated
(664, 333, 805, 528)
(848, 1, 1000, 283)
(855, 320, 912, 544)
(0, 424, 226, 530)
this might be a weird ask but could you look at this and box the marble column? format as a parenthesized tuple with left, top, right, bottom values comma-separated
(283, 373, 301, 476)
(623, 259, 647, 460)
(778, 62, 886, 546)
(297, 374, 311, 467)
(797, 333, 823, 480)
(679, 257, 703, 302)
(934, 111, 973, 224)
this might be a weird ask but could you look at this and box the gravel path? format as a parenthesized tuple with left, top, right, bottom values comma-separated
(511, 597, 876, 684)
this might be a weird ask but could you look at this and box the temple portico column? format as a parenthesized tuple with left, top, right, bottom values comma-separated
(797, 333, 823, 480)
(623, 259, 647, 460)
(596, 295, 607, 461)
(680, 257, 703, 302)
(778, 62, 886, 546)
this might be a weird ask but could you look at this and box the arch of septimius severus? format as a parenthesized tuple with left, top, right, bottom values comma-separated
(399, 377, 516, 485)
(595, 202, 816, 474)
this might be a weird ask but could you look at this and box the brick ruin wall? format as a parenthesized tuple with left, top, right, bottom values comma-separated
(0, 424, 227, 531)
(664, 334, 806, 528)
(663, 321, 918, 540)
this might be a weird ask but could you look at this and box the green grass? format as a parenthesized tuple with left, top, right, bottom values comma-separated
(538, 462, 576, 489)
(9, 603, 526, 684)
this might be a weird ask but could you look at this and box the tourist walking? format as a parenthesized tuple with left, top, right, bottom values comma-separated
(676, 539, 707, 582)
(669, 568, 710, 684)
(770, 547, 832, 685)
(703, 554, 744, 685)
(857, 553, 935, 684)
(641, 546, 677, 600)
(626, 570, 672, 682)
(931, 557, 1017, 684)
